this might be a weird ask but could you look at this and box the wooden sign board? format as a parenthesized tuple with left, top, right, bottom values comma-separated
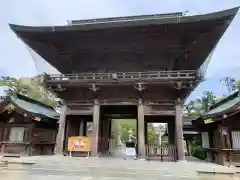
(204, 118, 214, 124)
(68, 136, 92, 152)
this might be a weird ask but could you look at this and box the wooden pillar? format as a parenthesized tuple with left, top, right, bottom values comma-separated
(108, 119, 112, 151)
(27, 124, 34, 156)
(55, 106, 67, 155)
(168, 121, 175, 145)
(79, 120, 84, 136)
(187, 139, 193, 156)
(175, 100, 185, 161)
(91, 99, 100, 157)
(1, 144, 5, 154)
(63, 119, 69, 155)
(83, 121, 87, 136)
(138, 98, 145, 158)
(103, 118, 110, 153)
(98, 115, 104, 155)
(144, 121, 148, 145)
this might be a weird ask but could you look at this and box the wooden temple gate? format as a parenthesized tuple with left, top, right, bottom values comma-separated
(9, 7, 238, 160)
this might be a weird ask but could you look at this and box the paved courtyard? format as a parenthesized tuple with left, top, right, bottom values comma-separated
(0, 156, 234, 180)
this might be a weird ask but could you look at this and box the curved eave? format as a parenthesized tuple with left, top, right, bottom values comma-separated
(202, 104, 240, 120)
(11, 96, 59, 122)
(0, 95, 59, 122)
(9, 7, 239, 33)
(12, 103, 58, 123)
(194, 106, 240, 127)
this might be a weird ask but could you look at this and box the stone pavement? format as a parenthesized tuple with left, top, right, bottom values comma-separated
(0, 156, 236, 180)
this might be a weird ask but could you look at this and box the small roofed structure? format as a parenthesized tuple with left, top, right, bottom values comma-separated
(0, 93, 59, 157)
(193, 91, 240, 166)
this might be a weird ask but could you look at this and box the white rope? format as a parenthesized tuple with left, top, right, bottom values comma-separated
(25, 45, 60, 75)
(199, 45, 216, 77)
(25, 44, 43, 75)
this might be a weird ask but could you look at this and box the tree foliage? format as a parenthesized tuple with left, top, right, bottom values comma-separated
(0, 76, 58, 106)
(184, 91, 218, 115)
(184, 90, 226, 159)
(192, 136, 205, 160)
(119, 120, 137, 143)
(196, 91, 217, 112)
(113, 120, 159, 144)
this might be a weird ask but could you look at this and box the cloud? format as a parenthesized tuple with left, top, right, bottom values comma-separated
(0, 0, 239, 79)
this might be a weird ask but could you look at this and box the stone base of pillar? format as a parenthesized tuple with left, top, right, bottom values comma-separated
(206, 152, 212, 162)
(90, 151, 100, 157)
(137, 154, 146, 159)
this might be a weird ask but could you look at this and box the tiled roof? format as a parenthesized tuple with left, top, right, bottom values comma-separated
(0, 93, 59, 122)
(201, 91, 240, 119)
(10, 95, 59, 120)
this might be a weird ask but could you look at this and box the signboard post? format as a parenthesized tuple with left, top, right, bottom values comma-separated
(68, 136, 92, 157)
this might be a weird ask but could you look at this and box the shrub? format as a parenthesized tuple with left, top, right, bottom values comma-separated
(192, 146, 206, 160)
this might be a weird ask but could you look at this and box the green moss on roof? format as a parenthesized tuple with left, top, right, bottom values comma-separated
(1, 93, 59, 122)
(10, 94, 59, 120)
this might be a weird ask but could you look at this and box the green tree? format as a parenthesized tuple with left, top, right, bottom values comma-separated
(0, 77, 22, 93)
(192, 136, 205, 160)
(147, 123, 160, 144)
(184, 100, 201, 116)
(0, 80, 7, 86)
(184, 91, 221, 159)
(196, 91, 217, 113)
(0, 76, 58, 106)
(118, 120, 136, 143)
(184, 91, 217, 116)
(117, 120, 158, 144)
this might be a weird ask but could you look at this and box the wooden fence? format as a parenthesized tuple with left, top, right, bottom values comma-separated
(146, 144, 177, 161)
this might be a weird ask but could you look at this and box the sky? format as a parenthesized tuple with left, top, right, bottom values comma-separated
(0, 0, 240, 98)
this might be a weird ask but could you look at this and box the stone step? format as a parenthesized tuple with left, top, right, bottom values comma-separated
(3, 161, 200, 179)
(1, 156, 238, 180)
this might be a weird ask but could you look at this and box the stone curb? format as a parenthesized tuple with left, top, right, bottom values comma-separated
(0, 157, 35, 165)
(1, 160, 35, 165)
(197, 167, 236, 174)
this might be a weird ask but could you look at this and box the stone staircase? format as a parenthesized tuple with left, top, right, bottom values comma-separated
(0, 156, 238, 180)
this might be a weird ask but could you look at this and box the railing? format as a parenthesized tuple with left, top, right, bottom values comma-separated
(146, 144, 177, 161)
(45, 70, 200, 83)
(66, 99, 176, 106)
(97, 137, 177, 161)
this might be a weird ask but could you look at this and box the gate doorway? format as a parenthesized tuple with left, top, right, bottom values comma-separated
(98, 105, 137, 157)
(146, 123, 177, 161)
(108, 119, 137, 157)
